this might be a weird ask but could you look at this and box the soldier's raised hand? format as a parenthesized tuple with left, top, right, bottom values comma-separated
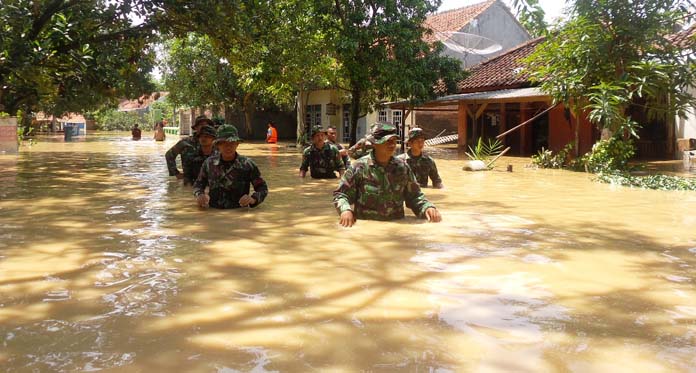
(339, 210, 356, 227)
(239, 194, 256, 207)
(196, 193, 210, 208)
(424, 207, 441, 223)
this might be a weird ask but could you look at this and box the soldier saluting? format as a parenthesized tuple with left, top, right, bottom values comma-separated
(333, 122, 441, 227)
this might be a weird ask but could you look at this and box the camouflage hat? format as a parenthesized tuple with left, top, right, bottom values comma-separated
(407, 127, 425, 142)
(368, 122, 398, 144)
(215, 124, 242, 143)
(197, 125, 217, 138)
(310, 125, 327, 137)
(193, 115, 214, 128)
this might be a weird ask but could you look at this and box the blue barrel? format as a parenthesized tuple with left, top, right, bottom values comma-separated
(64, 124, 73, 141)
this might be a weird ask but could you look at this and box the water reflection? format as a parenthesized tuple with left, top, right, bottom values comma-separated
(0, 133, 695, 371)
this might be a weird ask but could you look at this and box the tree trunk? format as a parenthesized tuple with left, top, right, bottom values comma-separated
(296, 89, 307, 146)
(224, 105, 234, 125)
(350, 88, 361, 146)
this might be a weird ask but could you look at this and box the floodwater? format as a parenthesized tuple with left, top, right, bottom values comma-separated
(1, 132, 695, 372)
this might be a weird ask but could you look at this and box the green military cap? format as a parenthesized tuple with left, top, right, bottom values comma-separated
(193, 115, 214, 128)
(311, 124, 327, 137)
(197, 125, 217, 138)
(407, 127, 425, 141)
(368, 122, 398, 144)
(215, 124, 242, 143)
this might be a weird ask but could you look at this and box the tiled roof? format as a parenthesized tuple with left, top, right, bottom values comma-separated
(423, 0, 497, 43)
(118, 92, 169, 112)
(456, 37, 545, 93)
(668, 24, 696, 49)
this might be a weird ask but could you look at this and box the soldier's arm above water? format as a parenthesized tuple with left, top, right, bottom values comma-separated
(240, 158, 268, 208)
(299, 146, 311, 177)
(428, 156, 444, 189)
(404, 167, 441, 222)
(331, 144, 347, 177)
(165, 139, 193, 180)
(192, 160, 211, 208)
(333, 166, 359, 227)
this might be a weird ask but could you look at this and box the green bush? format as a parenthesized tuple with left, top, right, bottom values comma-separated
(580, 137, 635, 173)
(94, 110, 150, 131)
(596, 171, 696, 191)
(531, 142, 574, 169)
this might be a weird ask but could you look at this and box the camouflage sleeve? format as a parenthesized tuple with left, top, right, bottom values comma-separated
(192, 158, 210, 197)
(334, 147, 346, 173)
(343, 155, 351, 169)
(404, 167, 435, 218)
(347, 139, 365, 160)
(165, 140, 187, 176)
(300, 147, 310, 171)
(429, 157, 443, 187)
(248, 160, 268, 208)
(333, 165, 358, 215)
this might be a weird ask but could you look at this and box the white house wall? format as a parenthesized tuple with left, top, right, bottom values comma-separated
(677, 87, 696, 140)
(449, 3, 531, 68)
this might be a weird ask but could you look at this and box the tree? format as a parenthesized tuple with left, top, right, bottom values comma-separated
(0, 0, 159, 132)
(511, 0, 549, 37)
(316, 0, 465, 145)
(525, 0, 696, 158)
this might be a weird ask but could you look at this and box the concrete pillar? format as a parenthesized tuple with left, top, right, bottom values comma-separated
(0, 117, 18, 154)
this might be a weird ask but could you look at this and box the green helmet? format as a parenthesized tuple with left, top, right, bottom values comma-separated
(197, 125, 217, 139)
(310, 124, 327, 137)
(215, 124, 242, 143)
(407, 127, 425, 142)
(368, 122, 398, 144)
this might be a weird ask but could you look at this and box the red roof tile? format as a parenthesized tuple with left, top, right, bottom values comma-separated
(118, 92, 169, 111)
(668, 24, 696, 49)
(423, 0, 497, 43)
(456, 37, 545, 93)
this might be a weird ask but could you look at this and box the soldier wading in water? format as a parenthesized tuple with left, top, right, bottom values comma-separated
(193, 124, 268, 209)
(333, 123, 441, 227)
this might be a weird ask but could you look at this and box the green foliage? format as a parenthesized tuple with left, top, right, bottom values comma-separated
(531, 142, 575, 169)
(524, 0, 696, 137)
(580, 137, 636, 173)
(511, 0, 549, 37)
(149, 98, 177, 126)
(0, 0, 159, 117)
(596, 171, 696, 191)
(466, 137, 504, 168)
(94, 110, 150, 131)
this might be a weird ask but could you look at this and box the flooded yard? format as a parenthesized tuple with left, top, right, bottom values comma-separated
(1, 133, 695, 372)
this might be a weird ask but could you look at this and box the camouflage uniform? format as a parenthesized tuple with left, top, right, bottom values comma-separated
(398, 151, 443, 188)
(193, 154, 268, 209)
(329, 140, 351, 169)
(300, 125, 346, 179)
(347, 137, 373, 160)
(333, 150, 435, 221)
(165, 115, 214, 179)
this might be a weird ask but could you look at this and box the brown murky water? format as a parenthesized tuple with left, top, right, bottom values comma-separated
(1, 132, 695, 372)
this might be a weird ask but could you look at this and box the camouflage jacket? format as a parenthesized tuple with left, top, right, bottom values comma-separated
(333, 152, 435, 220)
(329, 141, 351, 169)
(165, 136, 197, 177)
(397, 151, 443, 188)
(347, 138, 373, 160)
(193, 153, 268, 209)
(181, 145, 217, 185)
(300, 143, 346, 179)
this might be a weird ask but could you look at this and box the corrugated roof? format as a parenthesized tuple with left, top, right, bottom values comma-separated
(456, 37, 545, 93)
(386, 87, 548, 108)
(423, 0, 497, 43)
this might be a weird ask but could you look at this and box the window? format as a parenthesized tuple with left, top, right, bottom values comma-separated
(392, 110, 403, 138)
(305, 105, 322, 127)
(342, 104, 352, 142)
(378, 109, 388, 123)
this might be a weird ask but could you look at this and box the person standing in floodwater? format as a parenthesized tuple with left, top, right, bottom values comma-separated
(131, 124, 142, 140)
(165, 115, 212, 182)
(326, 125, 351, 169)
(299, 125, 346, 179)
(193, 124, 268, 209)
(266, 121, 278, 143)
(398, 127, 443, 189)
(179, 125, 217, 185)
(333, 122, 441, 227)
(153, 121, 166, 141)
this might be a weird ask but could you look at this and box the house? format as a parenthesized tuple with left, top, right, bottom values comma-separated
(33, 112, 91, 134)
(118, 92, 169, 120)
(301, 0, 531, 143)
(670, 25, 696, 158)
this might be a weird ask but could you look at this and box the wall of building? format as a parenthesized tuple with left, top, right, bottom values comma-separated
(676, 87, 696, 141)
(548, 105, 596, 156)
(450, 3, 531, 68)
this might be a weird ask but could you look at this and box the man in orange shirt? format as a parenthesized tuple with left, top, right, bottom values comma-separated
(266, 121, 278, 143)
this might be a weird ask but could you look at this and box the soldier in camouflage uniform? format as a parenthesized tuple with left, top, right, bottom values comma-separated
(193, 124, 268, 209)
(333, 122, 441, 227)
(347, 137, 373, 160)
(299, 125, 346, 179)
(326, 126, 351, 169)
(397, 127, 444, 189)
(165, 115, 213, 181)
(179, 125, 217, 185)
